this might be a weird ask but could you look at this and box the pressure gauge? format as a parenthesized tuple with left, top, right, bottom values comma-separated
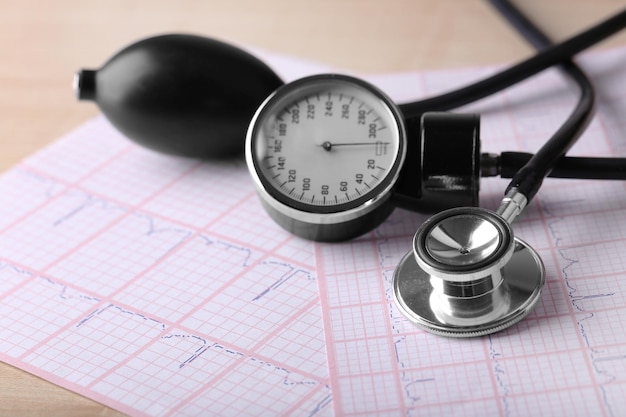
(246, 74, 406, 241)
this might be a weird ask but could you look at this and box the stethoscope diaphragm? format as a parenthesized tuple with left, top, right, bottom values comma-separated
(392, 206, 545, 337)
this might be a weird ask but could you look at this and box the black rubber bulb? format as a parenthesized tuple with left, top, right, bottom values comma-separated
(74, 34, 284, 158)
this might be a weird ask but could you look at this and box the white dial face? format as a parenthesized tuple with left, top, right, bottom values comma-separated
(249, 75, 404, 213)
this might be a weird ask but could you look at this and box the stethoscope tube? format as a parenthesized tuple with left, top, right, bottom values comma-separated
(495, 152, 626, 180)
(397, 7, 625, 119)
(492, 0, 596, 204)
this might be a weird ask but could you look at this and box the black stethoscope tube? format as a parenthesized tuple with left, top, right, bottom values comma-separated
(497, 152, 626, 180)
(487, 0, 626, 182)
(398, 7, 625, 118)
(488, 0, 596, 203)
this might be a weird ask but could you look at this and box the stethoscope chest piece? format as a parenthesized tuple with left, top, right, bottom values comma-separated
(393, 206, 545, 337)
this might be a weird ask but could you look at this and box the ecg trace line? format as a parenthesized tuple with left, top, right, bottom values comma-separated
(0, 255, 330, 389)
(66, 220, 327, 402)
(14, 163, 318, 272)
(36, 162, 203, 273)
(160, 356, 328, 416)
(543, 216, 621, 417)
(0, 144, 133, 236)
(281, 383, 332, 417)
(79, 240, 326, 391)
(161, 358, 329, 417)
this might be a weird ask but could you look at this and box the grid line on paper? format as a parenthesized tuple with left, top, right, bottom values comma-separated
(250, 297, 320, 350)
(596, 99, 626, 158)
(320, 334, 626, 380)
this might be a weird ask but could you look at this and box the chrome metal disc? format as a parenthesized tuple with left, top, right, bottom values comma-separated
(393, 235, 545, 338)
(413, 207, 515, 282)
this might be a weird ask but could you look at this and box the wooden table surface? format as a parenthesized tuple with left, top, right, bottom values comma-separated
(1, 1, 625, 415)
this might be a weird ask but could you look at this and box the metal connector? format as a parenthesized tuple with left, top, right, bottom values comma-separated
(496, 188, 528, 224)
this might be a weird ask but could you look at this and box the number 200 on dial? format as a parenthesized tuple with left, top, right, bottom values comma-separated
(246, 74, 406, 241)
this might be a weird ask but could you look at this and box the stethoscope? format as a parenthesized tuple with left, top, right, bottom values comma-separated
(74, 1, 626, 337)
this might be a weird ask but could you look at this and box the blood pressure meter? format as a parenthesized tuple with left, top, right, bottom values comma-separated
(245, 74, 407, 241)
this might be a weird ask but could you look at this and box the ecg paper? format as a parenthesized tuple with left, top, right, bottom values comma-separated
(0, 46, 625, 417)
(316, 48, 626, 417)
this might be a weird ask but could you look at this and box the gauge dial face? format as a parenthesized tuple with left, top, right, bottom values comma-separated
(247, 74, 405, 215)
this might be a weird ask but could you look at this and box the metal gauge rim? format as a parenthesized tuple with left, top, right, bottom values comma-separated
(245, 74, 406, 226)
